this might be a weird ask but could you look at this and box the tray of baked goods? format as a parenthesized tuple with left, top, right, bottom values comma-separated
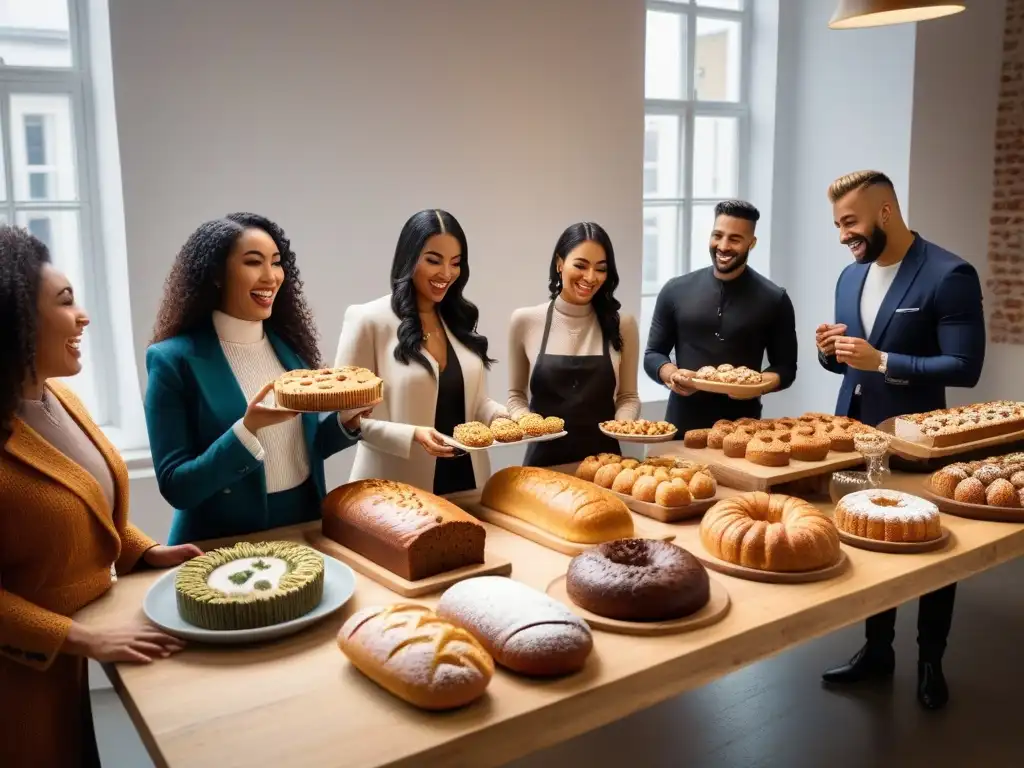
(599, 418, 677, 443)
(565, 453, 722, 522)
(447, 466, 676, 556)
(441, 414, 567, 451)
(921, 451, 1024, 523)
(305, 479, 512, 597)
(687, 364, 777, 398)
(659, 413, 873, 491)
(696, 491, 850, 583)
(273, 366, 384, 414)
(878, 401, 1024, 460)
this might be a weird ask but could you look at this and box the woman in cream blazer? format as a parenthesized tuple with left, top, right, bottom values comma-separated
(335, 209, 506, 493)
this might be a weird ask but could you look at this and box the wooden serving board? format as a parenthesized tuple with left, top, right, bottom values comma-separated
(545, 575, 730, 636)
(599, 427, 677, 444)
(877, 417, 1024, 460)
(689, 379, 776, 398)
(836, 526, 953, 554)
(694, 549, 849, 584)
(450, 498, 675, 556)
(918, 487, 1024, 524)
(649, 444, 864, 492)
(303, 531, 512, 598)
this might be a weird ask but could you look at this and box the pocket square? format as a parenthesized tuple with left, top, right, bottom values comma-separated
(895, 307, 920, 313)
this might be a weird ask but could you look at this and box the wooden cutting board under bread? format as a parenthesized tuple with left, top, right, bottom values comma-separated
(649, 444, 864, 492)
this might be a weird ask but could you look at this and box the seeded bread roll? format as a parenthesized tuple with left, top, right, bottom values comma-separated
(481, 466, 635, 544)
(338, 603, 493, 710)
(436, 576, 593, 676)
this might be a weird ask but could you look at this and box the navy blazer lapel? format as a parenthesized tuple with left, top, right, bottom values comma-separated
(191, 324, 249, 432)
(267, 332, 319, 451)
(841, 263, 869, 341)
(868, 236, 926, 348)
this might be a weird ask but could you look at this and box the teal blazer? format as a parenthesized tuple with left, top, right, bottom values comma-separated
(144, 322, 359, 545)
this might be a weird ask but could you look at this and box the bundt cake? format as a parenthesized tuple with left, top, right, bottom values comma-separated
(834, 489, 941, 542)
(699, 492, 840, 572)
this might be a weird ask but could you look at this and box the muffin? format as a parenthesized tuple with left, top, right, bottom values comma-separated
(1010, 471, 1024, 489)
(953, 477, 986, 504)
(490, 419, 524, 443)
(745, 432, 791, 467)
(542, 416, 565, 434)
(518, 414, 546, 437)
(723, 428, 755, 459)
(986, 478, 1019, 507)
(688, 471, 717, 499)
(790, 426, 831, 462)
(708, 424, 736, 450)
(930, 468, 963, 499)
(453, 422, 493, 447)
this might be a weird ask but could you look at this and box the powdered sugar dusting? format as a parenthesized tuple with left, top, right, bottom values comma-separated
(839, 489, 938, 522)
(437, 576, 591, 656)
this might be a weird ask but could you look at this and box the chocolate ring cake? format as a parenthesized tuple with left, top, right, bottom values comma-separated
(565, 538, 710, 621)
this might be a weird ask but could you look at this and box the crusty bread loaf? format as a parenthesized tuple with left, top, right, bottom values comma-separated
(322, 479, 485, 580)
(337, 603, 493, 710)
(481, 466, 634, 544)
(436, 576, 593, 677)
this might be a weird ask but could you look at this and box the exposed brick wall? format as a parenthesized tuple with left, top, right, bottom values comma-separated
(989, 0, 1024, 344)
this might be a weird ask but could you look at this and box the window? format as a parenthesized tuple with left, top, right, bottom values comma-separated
(640, 0, 751, 398)
(0, 1, 112, 426)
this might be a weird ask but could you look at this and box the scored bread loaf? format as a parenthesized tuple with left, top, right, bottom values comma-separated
(436, 576, 593, 677)
(322, 479, 485, 581)
(481, 466, 634, 544)
(337, 603, 494, 710)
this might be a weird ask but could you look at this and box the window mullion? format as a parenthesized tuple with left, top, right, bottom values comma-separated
(0, 84, 15, 217)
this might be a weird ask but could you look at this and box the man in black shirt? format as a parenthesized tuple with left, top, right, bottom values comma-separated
(643, 200, 798, 433)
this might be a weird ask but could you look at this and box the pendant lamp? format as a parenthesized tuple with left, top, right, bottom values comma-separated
(829, 0, 966, 29)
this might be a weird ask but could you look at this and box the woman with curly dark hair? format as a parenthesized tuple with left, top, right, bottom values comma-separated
(0, 225, 199, 768)
(506, 221, 640, 466)
(334, 209, 507, 494)
(145, 213, 364, 545)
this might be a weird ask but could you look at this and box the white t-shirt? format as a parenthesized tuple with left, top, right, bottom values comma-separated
(859, 261, 902, 338)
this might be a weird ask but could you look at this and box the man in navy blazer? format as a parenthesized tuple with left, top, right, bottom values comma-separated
(815, 171, 986, 711)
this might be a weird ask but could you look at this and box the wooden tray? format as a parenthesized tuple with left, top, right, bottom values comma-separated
(919, 487, 1024, 524)
(877, 417, 1024, 460)
(452, 499, 675, 556)
(599, 427, 677, 444)
(304, 531, 512, 597)
(694, 549, 849, 584)
(545, 575, 730, 636)
(689, 379, 775, 398)
(650, 444, 864, 492)
(609, 489, 717, 523)
(267, 396, 384, 418)
(836, 526, 952, 554)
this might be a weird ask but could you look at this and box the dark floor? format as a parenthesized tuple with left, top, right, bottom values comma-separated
(95, 556, 1024, 768)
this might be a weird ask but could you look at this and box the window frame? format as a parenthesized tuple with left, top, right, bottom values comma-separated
(643, 0, 753, 296)
(0, 0, 117, 428)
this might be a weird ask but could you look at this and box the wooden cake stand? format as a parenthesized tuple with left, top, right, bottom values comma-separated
(919, 487, 1024, 524)
(694, 549, 850, 584)
(836, 526, 953, 554)
(545, 575, 731, 636)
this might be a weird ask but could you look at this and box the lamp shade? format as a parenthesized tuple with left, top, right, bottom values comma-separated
(829, 0, 966, 29)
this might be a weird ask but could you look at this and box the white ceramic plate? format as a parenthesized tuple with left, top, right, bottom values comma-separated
(599, 427, 677, 444)
(440, 430, 568, 452)
(143, 555, 356, 645)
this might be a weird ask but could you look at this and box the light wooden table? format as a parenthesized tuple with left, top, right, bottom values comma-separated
(76, 473, 1024, 768)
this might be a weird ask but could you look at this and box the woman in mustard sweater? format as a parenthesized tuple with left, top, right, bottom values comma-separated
(0, 226, 199, 767)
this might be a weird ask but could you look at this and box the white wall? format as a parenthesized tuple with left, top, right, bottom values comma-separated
(107, 0, 644, 544)
(907, 1, 1019, 405)
(765, 0, 917, 419)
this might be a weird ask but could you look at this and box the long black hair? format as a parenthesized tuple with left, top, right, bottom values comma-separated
(548, 221, 623, 351)
(151, 212, 322, 367)
(0, 226, 51, 428)
(390, 209, 494, 376)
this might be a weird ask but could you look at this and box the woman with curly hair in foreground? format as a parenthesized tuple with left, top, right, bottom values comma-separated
(0, 225, 200, 768)
(145, 213, 365, 545)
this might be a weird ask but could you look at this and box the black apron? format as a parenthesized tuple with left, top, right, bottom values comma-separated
(432, 334, 477, 495)
(523, 301, 620, 466)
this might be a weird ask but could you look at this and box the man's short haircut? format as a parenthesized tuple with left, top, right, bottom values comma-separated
(827, 170, 895, 204)
(714, 199, 760, 227)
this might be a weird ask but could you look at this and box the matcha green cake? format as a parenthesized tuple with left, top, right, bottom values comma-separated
(174, 541, 325, 630)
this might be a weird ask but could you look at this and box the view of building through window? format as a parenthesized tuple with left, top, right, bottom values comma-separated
(0, 0, 105, 422)
(640, 0, 749, 399)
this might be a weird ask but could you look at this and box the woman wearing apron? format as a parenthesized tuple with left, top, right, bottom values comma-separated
(507, 222, 641, 466)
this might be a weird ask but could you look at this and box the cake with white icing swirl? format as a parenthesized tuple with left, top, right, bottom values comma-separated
(834, 489, 940, 543)
(175, 541, 324, 630)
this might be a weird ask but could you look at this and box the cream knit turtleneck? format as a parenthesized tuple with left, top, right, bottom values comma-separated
(506, 296, 641, 420)
(212, 310, 311, 493)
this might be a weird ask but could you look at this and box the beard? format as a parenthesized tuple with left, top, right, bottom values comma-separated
(846, 225, 888, 264)
(709, 245, 749, 274)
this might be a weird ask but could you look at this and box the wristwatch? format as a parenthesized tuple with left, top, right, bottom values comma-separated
(877, 352, 888, 375)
